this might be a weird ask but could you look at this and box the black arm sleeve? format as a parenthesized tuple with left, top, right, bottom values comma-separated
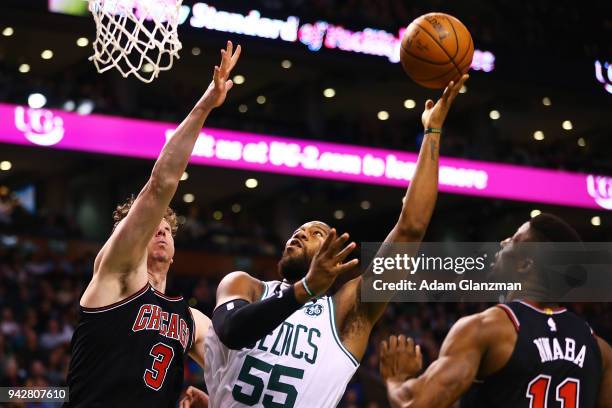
(212, 284, 304, 350)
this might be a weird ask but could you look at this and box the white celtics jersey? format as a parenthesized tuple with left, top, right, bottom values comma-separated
(204, 280, 359, 408)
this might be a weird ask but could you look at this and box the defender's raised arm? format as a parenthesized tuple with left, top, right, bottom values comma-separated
(85, 41, 241, 306)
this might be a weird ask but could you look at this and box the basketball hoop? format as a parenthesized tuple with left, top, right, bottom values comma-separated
(88, 0, 183, 83)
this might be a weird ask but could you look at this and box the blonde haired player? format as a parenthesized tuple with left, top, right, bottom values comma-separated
(65, 41, 241, 408)
(186, 76, 469, 408)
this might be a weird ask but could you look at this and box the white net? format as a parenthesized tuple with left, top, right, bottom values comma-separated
(88, 0, 183, 83)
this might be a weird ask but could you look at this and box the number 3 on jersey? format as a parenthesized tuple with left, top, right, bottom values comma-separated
(527, 375, 580, 408)
(144, 342, 175, 390)
(232, 355, 304, 407)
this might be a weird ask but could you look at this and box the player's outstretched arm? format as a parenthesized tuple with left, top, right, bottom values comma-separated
(384, 76, 468, 246)
(380, 312, 486, 408)
(332, 76, 468, 361)
(95, 42, 241, 279)
(596, 336, 612, 408)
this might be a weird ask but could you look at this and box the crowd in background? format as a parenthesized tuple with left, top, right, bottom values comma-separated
(0, 61, 608, 176)
(1, 237, 611, 407)
(0, 187, 281, 254)
(0, 189, 82, 241)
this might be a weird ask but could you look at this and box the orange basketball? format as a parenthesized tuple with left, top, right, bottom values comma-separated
(400, 13, 474, 89)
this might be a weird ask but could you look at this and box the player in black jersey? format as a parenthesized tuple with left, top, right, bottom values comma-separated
(64, 41, 241, 408)
(379, 213, 612, 408)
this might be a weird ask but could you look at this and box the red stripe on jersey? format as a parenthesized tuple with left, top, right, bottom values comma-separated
(518, 300, 567, 314)
(81, 283, 150, 313)
(497, 304, 520, 332)
(151, 287, 183, 301)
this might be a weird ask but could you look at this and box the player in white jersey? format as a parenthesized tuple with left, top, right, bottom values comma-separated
(205, 280, 358, 407)
(190, 75, 469, 408)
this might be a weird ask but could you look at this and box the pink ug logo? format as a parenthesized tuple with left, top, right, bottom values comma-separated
(14, 107, 65, 146)
(594, 60, 612, 94)
(587, 175, 612, 210)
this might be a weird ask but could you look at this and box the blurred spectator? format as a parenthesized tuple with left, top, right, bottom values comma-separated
(0, 193, 13, 225)
(39, 319, 72, 351)
(1, 308, 20, 337)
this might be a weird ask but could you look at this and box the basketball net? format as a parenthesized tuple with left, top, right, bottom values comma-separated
(88, 0, 183, 83)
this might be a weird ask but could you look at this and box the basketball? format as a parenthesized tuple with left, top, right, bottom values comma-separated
(400, 13, 474, 89)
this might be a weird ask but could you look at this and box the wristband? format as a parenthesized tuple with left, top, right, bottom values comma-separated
(424, 127, 442, 134)
(301, 277, 315, 298)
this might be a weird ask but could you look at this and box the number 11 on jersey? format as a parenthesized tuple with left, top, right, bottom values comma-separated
(527, 375, 580, 408)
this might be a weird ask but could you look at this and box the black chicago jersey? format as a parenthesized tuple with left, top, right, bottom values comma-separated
(65, 283, 194, 408)
(462, 301, 603, 408)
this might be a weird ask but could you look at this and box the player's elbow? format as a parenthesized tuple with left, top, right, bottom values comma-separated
(405, 398, 432, 408)
(388, 380, 435, 408)
(396, 209, 429, 240)
(148, 174, 176, 197)
(390, 394, 421, 408)
(395, 220, 427, 241)
(398, 395, 435, 408)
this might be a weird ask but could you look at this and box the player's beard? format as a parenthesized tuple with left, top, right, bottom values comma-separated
(278, 251, 310, 283)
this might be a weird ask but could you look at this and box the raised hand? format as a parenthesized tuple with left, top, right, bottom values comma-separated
(197, 41, 242, 111)
(303, 229, 359, 297)
(380, 335, 423, 383)
(421, 74, 469, 130)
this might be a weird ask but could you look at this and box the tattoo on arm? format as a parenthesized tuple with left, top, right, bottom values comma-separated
(430, 139, 438, 161)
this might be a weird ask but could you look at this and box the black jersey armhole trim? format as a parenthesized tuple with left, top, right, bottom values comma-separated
(80, 283, 150, 313)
